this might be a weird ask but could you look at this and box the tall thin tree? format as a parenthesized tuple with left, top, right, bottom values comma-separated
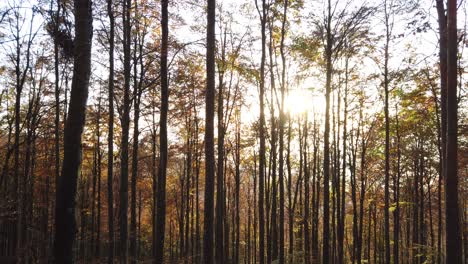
(53, 0, 93, 262)
(435, 2, 447, 263)
(323, 0, 332, 262)
(255, 0, 267, 262)
(154, 0, 169, 263)
(106, 0, 115, 262)
(383, 1, 391, 263)
(203, 0, 216, 262)
(445, 0, 462, 263)
(120, 0, 132, 261)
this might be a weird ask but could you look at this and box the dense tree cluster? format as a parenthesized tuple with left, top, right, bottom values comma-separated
(0, 0, 466, 263)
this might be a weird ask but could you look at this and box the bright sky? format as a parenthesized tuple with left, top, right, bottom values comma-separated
(1, 0, 467, 137)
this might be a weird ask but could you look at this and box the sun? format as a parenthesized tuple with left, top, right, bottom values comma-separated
(285, 89, 325, 116)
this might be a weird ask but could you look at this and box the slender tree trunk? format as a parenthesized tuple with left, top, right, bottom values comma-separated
(446, 0, 462, 262)
(194, 103, 201, 264)
(434, 4, 446, 264)
(278, 2, 288, 262)
(393, 104, 401, 264)
(350, 125, 358, 264)
(287, 115, 293, 263)
(106, 0, 115, 262)
(53, 0, 93, 262)
(130, 91, 141, 264)
(383, 2, 392, 264)
(184, 119, 191, 263)
(303, 115, 310, 264)
(357, 123, 366, 264)
(215, 33, 226, 264)
(267, 18, 277, 261)
(120, 0, 132, 261)
(96, 101, 102, 259)
(257, 0, 267, 263)
(53, 1, 61, 243)
(235, 109, 241, 264)
(154, 0, 169, 262)
(311, 120, 320, 263)
(338, 53, 349, 264)
(14, 9, 34, 261)
(203, 0, 216, 262)
(91, 120, 97, 256)
(323, 0, 333, 262)
(130, 16, 144, 260)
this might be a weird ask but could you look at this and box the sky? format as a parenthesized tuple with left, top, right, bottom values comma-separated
(0, 0, 467, 139)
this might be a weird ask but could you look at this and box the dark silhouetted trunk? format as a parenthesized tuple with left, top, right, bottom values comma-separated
(256, 0, 267, 262)
(393, 105, 401, 264)
(235, 109, 241, 264)
(203, 0, 216, 262)
(445, 0, 462, 263)
(215, 28, 226, 263)
(278, 1, 288, 263)
(120, 0, 131, 261)
(383, 2, 391, 263)
(435, 2, 446, 262)
(154, 0, 169, 262)
(106, 0, 115, 262)
(53, 0, 93, 262)
(323, 0, 332, 262)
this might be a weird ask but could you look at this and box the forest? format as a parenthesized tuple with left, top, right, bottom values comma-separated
(0, 0, 466, 263)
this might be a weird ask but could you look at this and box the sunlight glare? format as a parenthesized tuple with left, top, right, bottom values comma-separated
(285, 89, 325, 115)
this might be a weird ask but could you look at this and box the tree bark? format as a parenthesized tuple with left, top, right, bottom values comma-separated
(203, 0, 216, 262)
(154, 0, 169, 262)
(323, 0, 332, 262)
(256, 0, 267, 263)
(435, 3, 447, 263)
(215, 28, 226, 263)
(383, 2, 391, 263)
(278, 1, 288, 262)
(53, 0, 92, 262)
(120, 0, 132, 261)
(445, 0, 462, 263)
(106, 0, 115, 262)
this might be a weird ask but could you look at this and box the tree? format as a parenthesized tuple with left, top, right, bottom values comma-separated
(278, 1, 288, 263)
(53, 0, 93, 262)
(322, 1, 333, 262)
(255, 0, 268, 263)
(383, 1, 391, 262)
(215, 15, 226, 263)
(154, 0, 169, 263)
(119, 0, 132, 261)
(203, 0, 216, 262)
(445, 0, 462, 263)
(106, 0, 115, 262)
(435, 2, 447, 262)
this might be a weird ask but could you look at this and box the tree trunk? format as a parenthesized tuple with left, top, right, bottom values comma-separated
(278, 1, 288, 262)
(215, 30, 226, 263)
(119, 0, 131, 261)
(106, 0, 115, 262)
(383, 2, 391, 263)
(203, 0, 216, 262)
(393, 104, 401, 264)
(53, 2, 61, 246)
(53, 0, 93, 262)
(445, 0, 462, 263)
(435, 3, 447, 262)
(323, 0, 332, 262)
(154, 0, 169, 262)
(235, 109, 241, 264)
(338, 53, 349, 264)
(257, 0, 267, 263)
